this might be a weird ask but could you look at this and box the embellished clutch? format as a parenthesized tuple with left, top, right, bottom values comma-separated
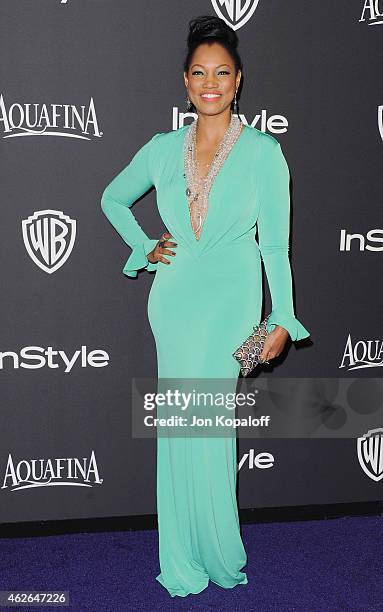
(232, 314, 271, 377)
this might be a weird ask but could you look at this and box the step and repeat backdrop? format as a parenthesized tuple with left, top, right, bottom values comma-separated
(0, 1, 382, 523)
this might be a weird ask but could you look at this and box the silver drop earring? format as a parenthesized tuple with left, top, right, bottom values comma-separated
(186, 96, 193, 112)
(233, 90, 239, 115)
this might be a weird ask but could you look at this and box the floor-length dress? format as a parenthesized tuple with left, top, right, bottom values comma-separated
(101, 121, 310, 597)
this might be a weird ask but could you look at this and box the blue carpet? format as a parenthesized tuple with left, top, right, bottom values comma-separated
(0, 515, 381, 611)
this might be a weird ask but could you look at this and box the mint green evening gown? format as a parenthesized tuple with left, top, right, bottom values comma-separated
(101, 122, 310, 598)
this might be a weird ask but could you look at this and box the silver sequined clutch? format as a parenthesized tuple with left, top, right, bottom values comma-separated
(232, 315, 271, 377)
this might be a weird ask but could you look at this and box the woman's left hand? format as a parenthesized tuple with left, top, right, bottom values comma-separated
(259, 326, 290, 363)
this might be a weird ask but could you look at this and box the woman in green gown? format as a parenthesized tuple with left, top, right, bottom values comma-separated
(101, 15, 310, 598)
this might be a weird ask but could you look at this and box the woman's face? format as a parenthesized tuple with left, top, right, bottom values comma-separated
(184, 42, 241, 118)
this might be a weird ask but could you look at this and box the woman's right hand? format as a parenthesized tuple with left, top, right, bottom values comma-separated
(147, 232, 177, 265)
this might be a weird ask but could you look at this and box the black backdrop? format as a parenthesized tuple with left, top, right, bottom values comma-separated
(0, 1, 382, 523)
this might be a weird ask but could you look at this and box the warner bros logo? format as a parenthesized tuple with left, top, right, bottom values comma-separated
(357, 428, 383, 482)
(211, 0, 260, 30)
(22, 210, 76, 274)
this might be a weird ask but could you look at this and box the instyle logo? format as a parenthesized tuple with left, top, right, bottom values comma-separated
(237, 449, 274, 471)
(378, 105, 383, 142)
(174, 108, 288, 134)
(339, 335, 383, 370)
(357, 428, 383, 481)
(0, 346, 109, 372)
(339, 228, 383, 251)
(22, 210, 76, 274)
(1, 450, 103, 491)
(211, 0, 260, 30)
(359, 1, 383, 25)
(0, 94, 102, 140)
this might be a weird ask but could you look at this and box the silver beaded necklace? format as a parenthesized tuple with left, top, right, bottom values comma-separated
(183, 113, 244, 241)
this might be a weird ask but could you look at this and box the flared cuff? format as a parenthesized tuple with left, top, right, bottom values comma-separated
(266, 309, 310, 341)
(122, 238, 159, 278)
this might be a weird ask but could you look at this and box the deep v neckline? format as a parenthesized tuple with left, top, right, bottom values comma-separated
(195, 132, 224, 182)
(182, 120, 247, 245)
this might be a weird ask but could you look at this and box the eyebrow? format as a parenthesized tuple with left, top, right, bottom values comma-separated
(191, 63, 231, 69)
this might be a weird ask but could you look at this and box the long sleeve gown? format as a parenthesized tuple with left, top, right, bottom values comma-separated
(100, 122, 310, 598)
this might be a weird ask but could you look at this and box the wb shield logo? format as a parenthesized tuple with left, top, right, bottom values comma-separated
(357, 428, 383, 482)
(211, 0, 260, 30)
(22, 210, 76, 274)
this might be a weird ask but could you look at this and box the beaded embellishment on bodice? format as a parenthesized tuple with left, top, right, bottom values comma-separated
(183, 114, 244, 241)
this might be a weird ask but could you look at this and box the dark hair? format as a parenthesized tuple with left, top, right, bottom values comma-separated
(183, 15, 243, 76)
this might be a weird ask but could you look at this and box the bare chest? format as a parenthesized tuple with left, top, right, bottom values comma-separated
(195, 143, 220, 180)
